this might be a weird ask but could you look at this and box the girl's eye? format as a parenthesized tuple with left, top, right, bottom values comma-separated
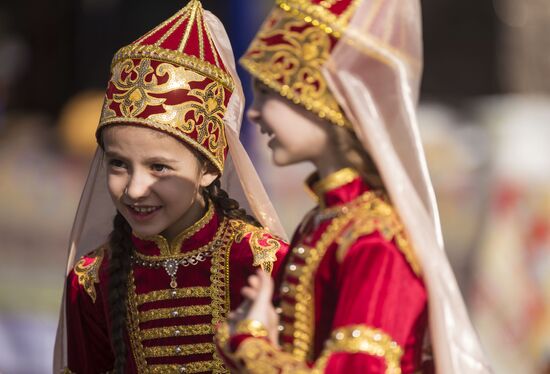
(108, 159, 126, 169)
(151, 164, 169, 172)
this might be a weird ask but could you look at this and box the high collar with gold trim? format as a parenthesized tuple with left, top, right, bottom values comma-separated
(307, 168, 370, 209)
(131, 201, 219, 258)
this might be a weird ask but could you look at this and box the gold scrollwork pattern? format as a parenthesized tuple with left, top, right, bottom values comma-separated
(230, 220, 281, 274)
(100, 57, 228, 171)
(73, 246, 105, 303)
(241, 7, 349, 128)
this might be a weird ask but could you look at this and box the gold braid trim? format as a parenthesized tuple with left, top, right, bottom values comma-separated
(140, 323, 213, 341)
(138, 304, 212, 323)
(136, 286, 210, 305)
(230, 219, 281, 274)
(232, 325, 403, 373)
(282, 204, 360, 361)
(148, 361, 216, 373)
(144, 343, 215, 358)
(210, 218, 235, 373)
(73, 246, 105, 303)
(315, 325, 403, 373)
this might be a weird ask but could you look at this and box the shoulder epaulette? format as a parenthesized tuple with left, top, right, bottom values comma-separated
(73, 245, 106, 303)
(336, 195, 421, 276)
(229, 219, 282, 274)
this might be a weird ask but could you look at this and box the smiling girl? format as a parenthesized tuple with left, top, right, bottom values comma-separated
(216, 0, 491, 373)
(53, 1, 288, 373)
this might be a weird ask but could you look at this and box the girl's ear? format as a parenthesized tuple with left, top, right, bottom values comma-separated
(199, 166, 219, 189)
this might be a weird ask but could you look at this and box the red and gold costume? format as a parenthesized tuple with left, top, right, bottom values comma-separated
(215, 0, 492, 372)
(217, 169, 428, 373)
(66, 202, 287, 373)
(56, 1, 290, 373)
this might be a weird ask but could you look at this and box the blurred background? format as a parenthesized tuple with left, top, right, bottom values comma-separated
(0, 0, 549, 372)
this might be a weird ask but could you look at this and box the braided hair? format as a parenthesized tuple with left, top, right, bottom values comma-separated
(107, 213, 133, 373)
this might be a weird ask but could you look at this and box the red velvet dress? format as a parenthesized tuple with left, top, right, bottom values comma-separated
(65, 202, 288, 373)
(218, 168, 430, 373)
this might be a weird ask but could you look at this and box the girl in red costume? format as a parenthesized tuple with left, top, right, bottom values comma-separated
(53, 1, 288, 373)
(216, 0, 492, 373)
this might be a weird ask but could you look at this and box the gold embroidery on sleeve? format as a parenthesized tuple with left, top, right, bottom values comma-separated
(230, 220, 281, 274)
(232, 325, 402, 374)
(73, 246, 105, 303)
(315, 325, 403, 373)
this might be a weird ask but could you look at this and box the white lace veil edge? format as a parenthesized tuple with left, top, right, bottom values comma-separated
(322, 0, 492, 372)
(53, 10, 287, 372)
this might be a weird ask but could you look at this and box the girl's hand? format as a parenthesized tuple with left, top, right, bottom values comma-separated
(229, 270, 279, 346)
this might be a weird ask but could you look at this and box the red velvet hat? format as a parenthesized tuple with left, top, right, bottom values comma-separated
(240, 0, 362, 129)
(98, 0, 234, 172)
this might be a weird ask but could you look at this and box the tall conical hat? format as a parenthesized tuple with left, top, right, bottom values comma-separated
(99, 0, 233, 172)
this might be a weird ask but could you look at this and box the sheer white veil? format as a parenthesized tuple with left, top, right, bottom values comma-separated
(53, 9, 287, 372)
(323, 0, 492, 372)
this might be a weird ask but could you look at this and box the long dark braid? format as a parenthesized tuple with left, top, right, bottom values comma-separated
(108, 212, 133, 373)
(205, 178, 260, 227)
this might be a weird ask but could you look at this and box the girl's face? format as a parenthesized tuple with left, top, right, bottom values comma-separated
(248, 79, 331, 166)
(102, 125, 218, 240)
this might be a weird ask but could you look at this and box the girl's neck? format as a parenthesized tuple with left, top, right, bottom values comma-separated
(313, 151, 354, 180)
(161, 195, 207, 242)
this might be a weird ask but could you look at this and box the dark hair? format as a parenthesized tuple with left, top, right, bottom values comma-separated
(329, 125, 385, 192)
(204, 178, 260, 226)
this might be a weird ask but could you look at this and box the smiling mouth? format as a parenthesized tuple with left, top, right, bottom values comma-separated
(126, 204, 162, 218)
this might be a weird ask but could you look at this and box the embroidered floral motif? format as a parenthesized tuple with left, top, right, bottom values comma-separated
(73, 246, 105, 303)
(230, 220, 281, 274)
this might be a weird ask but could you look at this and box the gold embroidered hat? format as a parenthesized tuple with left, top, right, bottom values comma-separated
(240, 0, 363, 128)
(98, 0, 234, 172)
